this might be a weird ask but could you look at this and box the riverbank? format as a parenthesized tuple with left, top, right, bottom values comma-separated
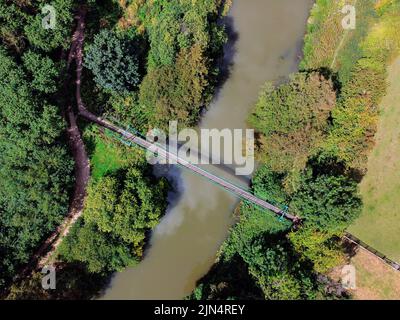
(102, 0, 314, 299)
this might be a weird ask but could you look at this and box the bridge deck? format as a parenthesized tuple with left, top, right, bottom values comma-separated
(81, 113, 299, 223)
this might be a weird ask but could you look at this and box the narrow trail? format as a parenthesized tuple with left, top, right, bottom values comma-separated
(330, 0, 358, 69)
(22, 4, 301, 277)
(21, 7, 90, 276)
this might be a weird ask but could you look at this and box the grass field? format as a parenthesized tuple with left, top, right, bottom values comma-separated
(351, 249, 400, 300)
(348, 57, 400, 262)
(90, 137, 126, 180)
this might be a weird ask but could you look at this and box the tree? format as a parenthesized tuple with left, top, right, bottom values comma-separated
(243, 237, 317, 300)
(251, 165, 288, 205)
(59, 164, 168, 273)
(137, 0, 229, 69)
(218, 204, 321, 300)
(324, 64, 386, 169)
(59, 219, 140, 274)
(24, 0, 74, 51)
(83, 167, 168, 250)
(249, 72, 336, 173)
(22, 50, 60, 93)
(288, 227, 345, 274)
(0, 48, 73, 289)
(290, 169, 362, 233)
(139, 44, 208, 130)
(84, 29, 141, 93)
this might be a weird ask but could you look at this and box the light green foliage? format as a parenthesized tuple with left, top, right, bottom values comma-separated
(300, 0, 344, 70)
(59, 219, 140, 274)
(84, 167, 167, 246)
(249, 72, 336, 173)
(59, 163, 168, 273)
(107, 92, 151, 132)
(324, 64, 386, 169)
(222, 205, 290, 262)
(288, 228, 345, 274)
(88, 134, 134, 181)
(139, 44, 208, 129)
(302, 0, 400, 170)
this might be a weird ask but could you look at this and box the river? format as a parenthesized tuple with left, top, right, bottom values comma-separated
(102, 0, 313, 300)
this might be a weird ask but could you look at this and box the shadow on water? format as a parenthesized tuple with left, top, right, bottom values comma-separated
(217, 16, 239, 91)
(137, 16, 241, 260)
(204, 15, 239, 108)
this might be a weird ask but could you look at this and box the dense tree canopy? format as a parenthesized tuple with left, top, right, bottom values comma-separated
(84, 29, 141, 93)
(22, 50, 60, 94)
(104, 0, 230, 132)
(59, 164, 168, 273)
(249, 72, 336, 173)
(0, 48, 73, 289)
(0, 0, 74, 53)
(0, 0, 233, 298)
(290, 170, 362, 233)
(139, 44, 209, 129)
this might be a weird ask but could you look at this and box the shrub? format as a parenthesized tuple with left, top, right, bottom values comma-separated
(249, 72, 336, 173)
(84, 29, 140, 93)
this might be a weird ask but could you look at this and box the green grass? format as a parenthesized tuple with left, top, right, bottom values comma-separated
(348, 57, 400, 262)
(300, 0, 377, 84)
(333, 0, 377, 83)
(90, 134, 142, 181)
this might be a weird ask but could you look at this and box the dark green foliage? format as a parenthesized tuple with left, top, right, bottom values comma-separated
(24, 0, 75, 51)
(238, 234, 318, 300)
(194, 207, 326, 300)
(189, 254, 265, 300)
(59, 219, 140, 274)
(138, 0, 228, 69)
(0, 48, 73, 289)
(251, 166, 288, 206)
(290, 169, 361, 233)
(6, 262, 108, 300)
(22, 50, 60, 93)
(84, 29, 140, 93)
(104, 0, 230, 130)
(0, 1, 29, 52)
(0, 0, 74, 52)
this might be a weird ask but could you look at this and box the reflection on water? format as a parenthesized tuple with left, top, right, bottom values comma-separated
(101, 0, 313, 300)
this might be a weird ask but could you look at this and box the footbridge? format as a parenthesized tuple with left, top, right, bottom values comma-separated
(80, 111, 300, 223)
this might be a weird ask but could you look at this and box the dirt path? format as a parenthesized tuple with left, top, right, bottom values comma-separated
(21, 7, 90, 275)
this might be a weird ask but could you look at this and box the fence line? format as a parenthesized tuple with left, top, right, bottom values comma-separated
(343, 232, 400, 272)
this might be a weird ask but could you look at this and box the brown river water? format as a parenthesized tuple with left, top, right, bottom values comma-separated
(102, 0, 313, 299)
